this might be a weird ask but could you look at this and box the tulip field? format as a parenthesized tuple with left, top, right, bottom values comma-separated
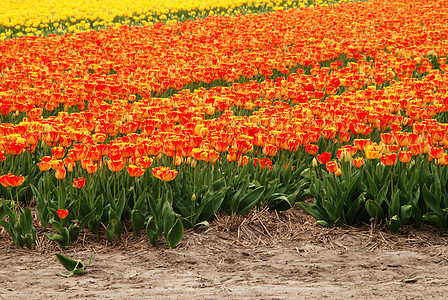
(1, 0, 448, 249)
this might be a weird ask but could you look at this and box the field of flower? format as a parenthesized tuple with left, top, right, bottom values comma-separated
(1, 0, 448, 249)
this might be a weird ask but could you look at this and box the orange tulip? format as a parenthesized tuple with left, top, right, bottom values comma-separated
(51, 159, 64, 170)
(395, 133, 410, 147)
(326, 161, 338, 173)
(238, 155, 250, 166)
(305, 144, 318, 155)
(152, 166, 178, 181)
(353, 139, 372, 151)
(73, 178, 86, 188)
(227, 148, 238, 162)
(52, 146, 65, 159)
(255, 158, 272, 169)
(6, 143, 25, 155)
(317, 152, 331, 164)
(38, 156, 53, 171)
(55, 168, 67, 180)
(0, 174, 25, 187)
(364, 144, 381, 160)
(335, 168, 342, 177)
(127, 165, 145, 177)
(262, 144, 278, 157)
(339, 132, 351, 143)
(107, 159, 126, 172)
(398, 151, 412, 164)
(381, 154, 397, 166)
(408, 144, 421, 156)
(232, 139, 253, 154)
(57, 209, 69, 219)
(353, 157, 364, 168)
(135, 156, 154, 169)
(429, 147, 444, 159)
(86, 163, 98, 174)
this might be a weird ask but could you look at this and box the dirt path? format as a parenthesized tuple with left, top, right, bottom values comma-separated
(1, 208, 448, 299)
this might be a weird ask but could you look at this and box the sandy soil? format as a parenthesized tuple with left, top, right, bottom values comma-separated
(1, 207, 448, 299)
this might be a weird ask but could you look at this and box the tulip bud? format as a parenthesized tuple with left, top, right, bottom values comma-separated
(191, 159, 197, 168)
(191, 193, 196, 202)
(312, 158, 318, 168)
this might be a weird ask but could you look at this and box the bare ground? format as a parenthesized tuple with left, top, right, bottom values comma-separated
(1, 207, 448, 299)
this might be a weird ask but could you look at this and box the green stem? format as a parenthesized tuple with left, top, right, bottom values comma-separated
(133, 178, 137, 206)
(390, 166, 394, 199)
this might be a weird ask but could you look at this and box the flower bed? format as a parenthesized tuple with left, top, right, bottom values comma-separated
(1, 0, 448, 249)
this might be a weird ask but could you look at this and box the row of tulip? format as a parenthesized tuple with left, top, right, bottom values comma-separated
(1, 0, 448, 249)
(0, 0, 345, 40)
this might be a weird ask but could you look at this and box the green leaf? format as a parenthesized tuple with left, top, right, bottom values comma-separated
(322, 200, 337, 223)
(105, 218, 123, 242)
(422, 212, 446, 231)
(365, 199, 384, 222)
(46, 233, 65, 243)
(412, 205, 422, 228)
(400, 204, 413, 225)
(388, 189, 401, 217)
(297, 202, 326, 221)
(131, 209, 145, 236)
(115, 190, 126, 219)
(162, 201, 176, 235)
(165, 219, 184, 249)
(146, 216, 159, 246)
(88, 215, 101, 235)
(55, 253, 85, 277)
(345, 192, 366, 225)
(230, 175, 250, 212)
(238, 186, 265, 215)
(422, 185, 442, 213)
(316, 220, 331, 227)
(193, 220, 209, 228)
(387, 215, 401, 234)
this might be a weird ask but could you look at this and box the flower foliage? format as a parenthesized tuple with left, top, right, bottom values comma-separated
(1, 0, 448, 248)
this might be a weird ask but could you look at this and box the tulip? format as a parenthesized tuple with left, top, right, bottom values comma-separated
(51, 159, 64, 170)
(73, 178, 86, 188)
(317, 152, 331, 164)
(107, 159, 126, 172)
(238, 155, 250, 166)
(339, 132, 351, 143)
(408, 144, 421, 156)
(305, 144, 318, 155)
(335, 168, 342, 177)
(325, 161, 338, 173)
(398, 151, 412, 164)
(262, 144, 278, 157)
(364, 144, 381, 160)
(136, 157, 154, 169)
(429, 147, 444, 160)
(52, 146, 65, 160)
(127, 165, 145, 177)
(152, 166, 178, 181)
(232, 139, 253, 154)
(57, 209, 69, 219)
(353, 157, 364, 168)
(381, 154, 397, 166)
(55, 168, 67, 180)
(86, 163, 98, 174)
(6, 143, 25, 155)
(38, 156, 53, 171)
(0, 174, 24, 187)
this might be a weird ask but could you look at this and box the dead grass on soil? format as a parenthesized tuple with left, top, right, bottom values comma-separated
(1, 205, 447, 255)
